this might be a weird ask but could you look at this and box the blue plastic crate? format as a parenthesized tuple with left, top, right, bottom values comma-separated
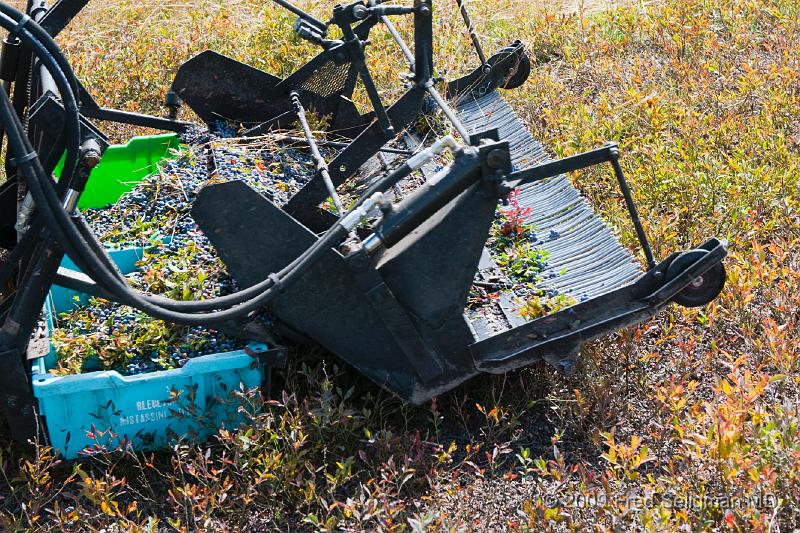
(32, 246, 268, 459)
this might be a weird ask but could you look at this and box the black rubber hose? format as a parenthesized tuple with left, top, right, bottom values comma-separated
(2, 80, 355, 324)
(0, 4, 81, 190)
(0, 8, 369, 323)
(4, 94, 352, 324)
(0, 9, 318, 314)
(0, 11, 273, 313)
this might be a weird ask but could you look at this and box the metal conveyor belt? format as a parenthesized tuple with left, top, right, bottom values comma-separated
(456, 91, 641, 338)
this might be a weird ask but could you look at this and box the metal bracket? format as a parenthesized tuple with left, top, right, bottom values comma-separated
(245, 342, 288, 369)
(508, 143, 656, 269)
(37, 0, 90, 37)
(0, 347, 39, 444)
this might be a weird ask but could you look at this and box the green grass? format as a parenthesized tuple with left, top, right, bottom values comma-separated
(2, 0, 800, 530)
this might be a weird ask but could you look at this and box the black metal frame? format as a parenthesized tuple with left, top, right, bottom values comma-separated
(0, 0, 191, 254)
(0, 0, 192, 444)
(169, 0, 530, 232)
(504, 143, 656, 269)
(0, 0, 728, 445)
(189, 137, 727, 403)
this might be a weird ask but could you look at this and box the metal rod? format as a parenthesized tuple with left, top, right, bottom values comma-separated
(355, 60, 394, 136)
(423, 80, 471, 141)
(291, 92, 345, 215)
(383, 17, 415, 66)
(609, 148, 656, 269)
(279, 135, 411, 155)
(80, 106, 190, 132)
(334, 15, 394, 137)
(509, 144, 656, 268)
(35, 56, 56, 96)
(413, 0, 433, 82)
(508, 144, 616, 188)
(371, 0, 415, 69)
(366, 8, 470, 142)
(455, 0, 488, 69)
(270, 0, 327, 32)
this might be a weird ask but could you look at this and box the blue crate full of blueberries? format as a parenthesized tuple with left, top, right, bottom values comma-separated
(30, 134, 311, 458)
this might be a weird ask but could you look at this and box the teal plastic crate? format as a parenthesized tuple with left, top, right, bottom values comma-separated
(33, 246, 268, 459)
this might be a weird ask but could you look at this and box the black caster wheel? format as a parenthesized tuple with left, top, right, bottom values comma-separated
(666, 249, 726, 308)
(488, 45, 531, 90)
(500, 50, 530, 90)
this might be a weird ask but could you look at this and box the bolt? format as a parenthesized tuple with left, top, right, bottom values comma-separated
(418, 4, 431, 16)
(486, 148, 510, 171)
(80, 139, 103, 169)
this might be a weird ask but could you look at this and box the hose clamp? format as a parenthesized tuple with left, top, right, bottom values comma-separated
(10, 150, 38, 166)
(269, 273, 284, 293)
(13, 14, 31, 36)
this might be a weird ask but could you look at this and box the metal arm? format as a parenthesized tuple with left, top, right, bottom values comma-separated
(270, 0, 327, 32)
(507, 143, 656, 269)
(290, 92, 345, 215)
(506, 144, 618, 188)
(455, 0, 488, 72)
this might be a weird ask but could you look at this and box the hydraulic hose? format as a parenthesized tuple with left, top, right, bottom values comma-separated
(0, 78, 382, 324)
(0, 2, 80, 191)
(0, 8, 299, 318)
(0, 6, 399, 326)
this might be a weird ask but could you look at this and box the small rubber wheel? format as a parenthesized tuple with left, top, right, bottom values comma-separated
(487, 46, 531, 90)
(665, 249, 726, 308)
(499, 51, 531, 90)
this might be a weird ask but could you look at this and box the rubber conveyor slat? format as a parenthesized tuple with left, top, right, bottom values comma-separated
(457, 91, 641, 338)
